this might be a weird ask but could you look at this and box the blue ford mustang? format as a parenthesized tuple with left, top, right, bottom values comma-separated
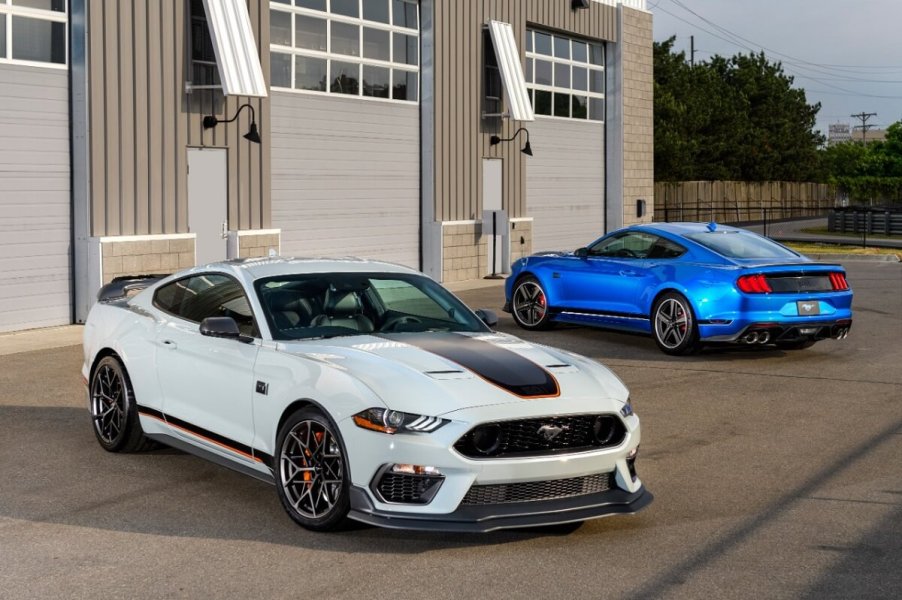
(504, 223, 853, 355)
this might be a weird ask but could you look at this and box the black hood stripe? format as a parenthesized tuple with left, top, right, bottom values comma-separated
(389, 333, 560, 399)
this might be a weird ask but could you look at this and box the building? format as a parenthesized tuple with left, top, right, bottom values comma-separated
(828, 121, 888, 145)
(0, 0, 653, 333)
(827, 123, 851, 145)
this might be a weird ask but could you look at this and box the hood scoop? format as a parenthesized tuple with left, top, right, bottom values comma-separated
(424, 369, 472, 380)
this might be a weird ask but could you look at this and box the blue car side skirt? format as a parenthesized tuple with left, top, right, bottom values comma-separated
(552, 309, 652, 334)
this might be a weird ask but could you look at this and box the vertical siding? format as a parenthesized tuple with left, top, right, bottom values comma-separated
(0, 65, 71, 332)
(86, 0, 270, 237)
(432, 0, 615, 222)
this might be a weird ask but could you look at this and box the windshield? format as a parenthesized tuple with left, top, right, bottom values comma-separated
(255, 272, 490, 340)
(684, 231, 800, 259)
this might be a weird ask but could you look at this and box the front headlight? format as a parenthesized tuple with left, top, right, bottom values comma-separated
(353, 408, 449, 434)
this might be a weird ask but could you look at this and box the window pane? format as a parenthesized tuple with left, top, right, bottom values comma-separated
(534, 60, 552, 86)
(534, 90, 551, 116)
(272, 0, 290, 3)
(590, 69, 604, 94)
(331, 22, 360, 56)
(331, 0, 359, 18)
(295, 15, 327, 51)
(12, 0, 65, 11)
(363, 64, 390, 98)
(271, 52, 292, 87)
(572, 95, 588, 119)
(0, 16, 5, 59)
(589, 97, 604, 121)
(553, 93, 570, 118)
(12, 17, 66, 64)
(572, 41, 588, 63)
(296, 55, 327, 91)
(525, 58, 533, 84)
(363, 27, 390, 61)
(590, 43, 604, 66)
(525, 31, 532, 53)
(393, 32, 417, 65)
(553, 36, 569, 59)
(554, 63, 570, 88)
(392, 0, 418, 29)
(295, 0, 326, 10)
(331, 60, 360, 95)
(572, 66, 587, 91)
(270, 10, 292, 47)
(533, 31, 551, 56)
(392, 69, 417, 101)
(363, 0, 390, 23)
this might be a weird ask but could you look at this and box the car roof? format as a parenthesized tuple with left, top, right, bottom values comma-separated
(629, 222, 747, 237)
(190, 256, 421, 281)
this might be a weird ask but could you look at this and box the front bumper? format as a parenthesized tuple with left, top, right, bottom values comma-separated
(348, 484, 653, 532)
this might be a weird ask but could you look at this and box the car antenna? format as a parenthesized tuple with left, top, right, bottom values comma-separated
(707, 222, 718, 232)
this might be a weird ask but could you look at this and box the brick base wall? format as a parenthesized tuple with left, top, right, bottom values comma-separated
(621, 7, 654, 226)
(510, 219, 533, 263)
(100, 236, 195, 283)
(441, 219, 533, 283)
(234, 230, 281, 259)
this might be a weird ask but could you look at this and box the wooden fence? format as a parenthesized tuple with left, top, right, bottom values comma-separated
(654, 181, 839, 223)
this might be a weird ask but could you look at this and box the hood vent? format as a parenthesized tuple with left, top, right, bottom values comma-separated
(424, 370, 472, 381)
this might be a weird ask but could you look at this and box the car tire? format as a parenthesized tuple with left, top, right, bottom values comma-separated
(89, 355, 156, 453)
(652, 292, 700, 356)
(511, 276, 555, 331)
(775, 340, 816, 350)
(275, 406, 350, 532)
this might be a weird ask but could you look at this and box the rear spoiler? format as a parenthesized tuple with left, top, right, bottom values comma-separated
(97, 274, 170, 302)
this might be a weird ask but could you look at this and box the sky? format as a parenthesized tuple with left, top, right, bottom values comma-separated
(650, 0, 902, 137)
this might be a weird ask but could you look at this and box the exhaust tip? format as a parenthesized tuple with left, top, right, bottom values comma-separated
(758, 331, 770, 344)
(744, 332, 759, 344)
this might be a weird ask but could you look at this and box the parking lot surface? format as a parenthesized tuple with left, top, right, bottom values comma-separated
(1, 261, 900, 599)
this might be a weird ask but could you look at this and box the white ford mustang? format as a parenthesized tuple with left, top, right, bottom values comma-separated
(82, 257, 651, 532)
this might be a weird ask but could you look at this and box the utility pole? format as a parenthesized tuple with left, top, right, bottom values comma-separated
(690, 35, 695, 67)
(850, 112, 877, 143)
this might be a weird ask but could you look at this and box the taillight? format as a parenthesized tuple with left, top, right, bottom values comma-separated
(737, 274, 772, 294)
(829, 272, 849, 291)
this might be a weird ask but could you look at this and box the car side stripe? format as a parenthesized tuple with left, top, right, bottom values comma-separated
(137, 405, 271, 465)
(389, 333, 560, 399)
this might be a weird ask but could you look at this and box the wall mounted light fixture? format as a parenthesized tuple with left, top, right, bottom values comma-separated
(489, 127, 533, 156)
(572, 0, 591, 9)
(202, 102, 261, 144)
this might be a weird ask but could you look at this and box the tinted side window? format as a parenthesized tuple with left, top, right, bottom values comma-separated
(647, 237, 687, 259)
(154, 274, 257, 336)
(589, 232, 657, 258)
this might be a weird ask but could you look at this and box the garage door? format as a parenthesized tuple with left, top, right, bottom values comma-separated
(526, 118, 605, 253)
(271, 93, 420, 269)
(0, 65, 71, 333)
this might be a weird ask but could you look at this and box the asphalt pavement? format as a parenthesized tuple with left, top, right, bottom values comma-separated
(1, 261, 900, 600)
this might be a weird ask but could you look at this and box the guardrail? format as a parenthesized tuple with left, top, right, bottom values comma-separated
(656, 202, 833, 237)
(829, 208, 902, 237)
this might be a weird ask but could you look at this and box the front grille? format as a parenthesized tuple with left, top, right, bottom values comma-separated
(376, 473, 443, 504)
(454, 414, 626, 459)
(461, 472, 614, 505)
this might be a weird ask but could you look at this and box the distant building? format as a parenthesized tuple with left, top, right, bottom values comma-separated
(828, 122, 887, 145)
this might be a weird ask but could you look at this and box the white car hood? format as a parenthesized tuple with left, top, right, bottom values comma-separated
(276, 332, 628, 417)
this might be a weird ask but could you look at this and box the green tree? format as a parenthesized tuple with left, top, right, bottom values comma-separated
(654, 39, 824, 182)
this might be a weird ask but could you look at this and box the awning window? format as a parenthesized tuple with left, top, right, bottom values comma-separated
(202, 0, 267, 97)
(487, 20, 534, 122)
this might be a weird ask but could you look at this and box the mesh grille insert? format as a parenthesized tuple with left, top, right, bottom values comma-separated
(376, 473, 443, 504)
(461, 472, 614, 505)
(454, 414, 626, 459)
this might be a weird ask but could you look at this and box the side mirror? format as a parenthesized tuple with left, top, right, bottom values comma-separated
(475, 309, 499, 328)
(200, 316, 242, 340)
(574, 247, 589, 258)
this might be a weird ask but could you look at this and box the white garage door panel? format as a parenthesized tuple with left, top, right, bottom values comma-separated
(0, 65, 71, 333)
(271, 93, 420, 268)
(526, 118, 605, 253)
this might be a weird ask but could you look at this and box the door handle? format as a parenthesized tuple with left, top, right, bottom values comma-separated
(619, 270, 638, 277)
(161, 339, 178, 350)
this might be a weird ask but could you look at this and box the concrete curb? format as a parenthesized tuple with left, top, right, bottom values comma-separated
(0, 325, 83, 356)
(803, 253, 901, 263)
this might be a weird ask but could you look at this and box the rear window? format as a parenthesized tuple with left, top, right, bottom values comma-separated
(684, 232, 799, 259)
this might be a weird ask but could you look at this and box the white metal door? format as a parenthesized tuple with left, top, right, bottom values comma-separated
(188, 148, 228, 265)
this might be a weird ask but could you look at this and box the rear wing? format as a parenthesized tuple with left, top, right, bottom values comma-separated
(97, 274, 169, 303)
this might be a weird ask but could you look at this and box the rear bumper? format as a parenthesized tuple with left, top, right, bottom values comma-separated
(702, 318, 853, 343)
(347, 484, 653, 532)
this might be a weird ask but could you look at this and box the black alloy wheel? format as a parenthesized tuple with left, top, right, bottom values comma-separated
(275, 407, 351, 531)
(89, 355, 154, 452)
